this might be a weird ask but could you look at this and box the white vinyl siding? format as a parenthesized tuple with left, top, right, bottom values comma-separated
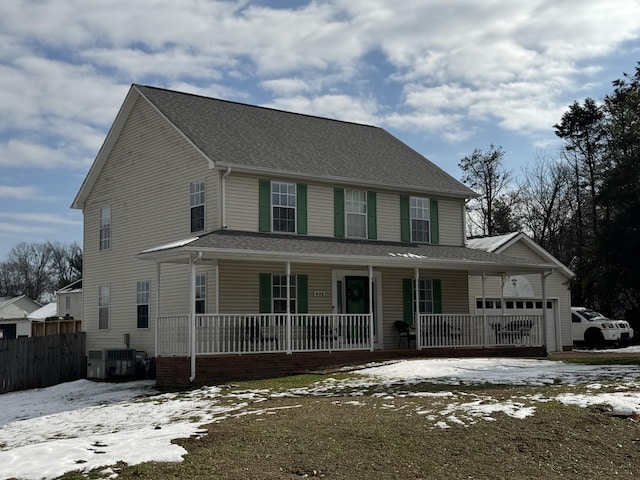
(83, 96, 219, 354)
(437, 197, 465, 246)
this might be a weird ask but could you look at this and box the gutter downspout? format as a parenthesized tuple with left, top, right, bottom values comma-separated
(190, 251, 203, 383)
(414, 267, 420, 349)
(221, 167, 231, 229)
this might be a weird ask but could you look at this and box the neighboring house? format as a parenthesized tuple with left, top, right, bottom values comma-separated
(0, 295, 42, 339)
(28, 302, 58, 321)
(56, 279, 83, 320)
(72, 85, 559, 386)
(467, 233, 574, 352)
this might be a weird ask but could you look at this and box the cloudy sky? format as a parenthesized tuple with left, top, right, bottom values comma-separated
(1, 0, 639, 260)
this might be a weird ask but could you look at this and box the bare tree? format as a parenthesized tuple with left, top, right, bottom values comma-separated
(0, 241, 82, 302)
(517, 152, 573, 258)
(459, 145, 512, 236)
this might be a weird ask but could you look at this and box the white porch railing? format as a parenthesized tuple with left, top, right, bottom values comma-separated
(157, 313, 372, 356)
(157, 313, 544, 356)
(419, 314, 544, 348)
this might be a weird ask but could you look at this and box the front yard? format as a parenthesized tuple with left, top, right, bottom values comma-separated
(2, 356, 640, 479)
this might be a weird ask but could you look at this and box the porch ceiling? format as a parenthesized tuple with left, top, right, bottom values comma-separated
(137, 230, 556, 275)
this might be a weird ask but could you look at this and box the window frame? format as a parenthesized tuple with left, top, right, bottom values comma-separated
(272, 274, 297, 314)
(417, 279, 434, 314)
(410, 196, 430, 243)
(271, 180, 297, 233)
(99, 206, 111, 251)
(195, 273, 206, 314)
(190, 180, 206, 233)
(136, 280, 150, 329)
(345, 189, 367, 239)
(98, 285, 110, 330)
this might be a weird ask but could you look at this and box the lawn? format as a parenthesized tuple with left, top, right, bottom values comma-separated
(48, 357, 640, 480)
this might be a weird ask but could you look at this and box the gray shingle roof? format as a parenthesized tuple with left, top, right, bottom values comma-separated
(140, 230, 554, 274)
(135, 85, 474, 197)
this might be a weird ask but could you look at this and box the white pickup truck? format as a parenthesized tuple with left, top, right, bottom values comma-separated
(571, 307, 634, 348)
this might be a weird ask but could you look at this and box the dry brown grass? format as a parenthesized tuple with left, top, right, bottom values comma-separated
(100, 381, 640, 480)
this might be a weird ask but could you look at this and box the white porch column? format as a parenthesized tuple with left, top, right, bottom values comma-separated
(154, 261, 161, 357)
(189, 256, 196, 382)
(214, 260, 219, 314)
(541, 271, 548, 352)
(368, 265, 374, 351)
(286, 261, 292, 354)
(414, 267, 420, 349)
(481, 272, 487, 347)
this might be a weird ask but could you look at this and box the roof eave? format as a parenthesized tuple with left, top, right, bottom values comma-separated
(214, 163, 476, 200)
(137, 244, 556, 275)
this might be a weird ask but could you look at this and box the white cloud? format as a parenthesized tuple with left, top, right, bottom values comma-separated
(0, 185, 39, 199)
(0, 140, 79, 169)
(0, 213, 81, 226)
(266, 94, 380, 125)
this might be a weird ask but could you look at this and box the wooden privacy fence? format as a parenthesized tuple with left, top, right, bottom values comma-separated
(0, 333, 86, 394)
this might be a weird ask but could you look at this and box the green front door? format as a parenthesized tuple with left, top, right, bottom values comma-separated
(345, 276, 369, 314)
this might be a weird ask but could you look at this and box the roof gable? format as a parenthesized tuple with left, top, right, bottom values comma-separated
(467, 232, 574, 279)
(74, 84, 474, 208)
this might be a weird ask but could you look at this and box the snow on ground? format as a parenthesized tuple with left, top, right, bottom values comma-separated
(2, 356, 640, 480)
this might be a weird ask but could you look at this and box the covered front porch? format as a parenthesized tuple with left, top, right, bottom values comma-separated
(158, 312, 545, 355)
(140, 230, 557, 386)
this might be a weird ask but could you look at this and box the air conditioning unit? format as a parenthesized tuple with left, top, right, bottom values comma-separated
(87, 349, 136, 379)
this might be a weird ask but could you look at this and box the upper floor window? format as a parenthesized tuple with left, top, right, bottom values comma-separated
(99, 206, 111, 250)
(259, 180, 307, 235)
(410, 197, 430, 242)
(195, 274, 206, 314)
(400, 196, 438, 244)
(272, 181, 296, 233)
(190, 181, 205, 233)
(65, 296, 71, 311)
(98, 285, 110, 330)
(334, 188, 376, 240)
(345, 189, 367, 238)
(136, 280, 150, 329)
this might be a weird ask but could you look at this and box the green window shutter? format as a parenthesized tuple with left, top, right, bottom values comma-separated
(367, 191, 377, 240)
(402, 278, 414, 324)
(297, 274, 308, 314)
(430, 199, 439, 244)
(259, 273, 272, 313)
(297, 184, 307, 235)
(400, 195, 410, 242)
(334, 188, 345, 238)
(433, 279, 442, 314)
(259, 180, 271, 232)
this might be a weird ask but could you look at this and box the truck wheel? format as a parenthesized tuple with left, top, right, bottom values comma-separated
(585, 329, 605, 349)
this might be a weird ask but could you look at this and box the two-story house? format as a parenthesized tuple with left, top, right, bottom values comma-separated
(73, 85, 562, 387)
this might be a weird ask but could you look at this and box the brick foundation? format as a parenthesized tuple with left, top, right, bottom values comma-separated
(156, 346, 546, 388)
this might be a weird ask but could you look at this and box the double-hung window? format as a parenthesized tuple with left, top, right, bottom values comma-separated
(190, 181, 205, 233)
(272, 181, 296, 233)
(98, 285, 110, 330)
(272, 274, 297, 314)
(136, 281, 150, 329)
(195, 274, 206, 314)
(345, 189, 367, 238)
(417, 279, 433, 314)
(99, 206, 111, 250)
(410, 197, 430, 242)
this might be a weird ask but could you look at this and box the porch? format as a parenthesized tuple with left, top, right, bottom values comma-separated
(157, 312, 545, 355)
